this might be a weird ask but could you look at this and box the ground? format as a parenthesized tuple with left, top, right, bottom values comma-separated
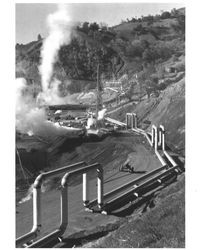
(16, 66, 185, 247)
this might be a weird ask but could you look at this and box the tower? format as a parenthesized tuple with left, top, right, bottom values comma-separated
(96, 63, 103, 119)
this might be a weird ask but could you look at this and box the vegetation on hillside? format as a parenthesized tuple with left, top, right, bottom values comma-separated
(16, 7, 185, 96)
(16, 7, 185, 248)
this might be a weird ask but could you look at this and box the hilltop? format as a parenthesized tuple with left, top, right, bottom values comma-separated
(16, 7, 184, 95)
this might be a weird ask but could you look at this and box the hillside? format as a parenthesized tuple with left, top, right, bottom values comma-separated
(16, 7, 185, 95)
(16, 7, 185, 248)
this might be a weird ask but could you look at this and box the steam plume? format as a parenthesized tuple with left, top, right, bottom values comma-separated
(16, 78, 81, 138)
(16, 5, 80, 138)
(39, 4, 72, 104)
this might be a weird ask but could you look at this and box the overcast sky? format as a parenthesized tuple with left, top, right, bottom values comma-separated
(16, 2, 184, 44)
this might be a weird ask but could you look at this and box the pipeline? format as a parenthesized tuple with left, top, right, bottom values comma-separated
(17, 113, 182, 247)
(16, 161, 87, 248)
(158, 125, 179, 172)
(88, 164, 167, 208)
(27, 163, 103, 248)
(103, 165, 179, 213)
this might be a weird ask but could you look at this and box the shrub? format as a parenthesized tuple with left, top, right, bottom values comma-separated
(161, 11, 171, 19)
(142, 48, 158, 63)
(126, 42, 143, 58)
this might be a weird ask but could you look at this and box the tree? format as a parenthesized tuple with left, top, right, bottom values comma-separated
(154, 14, 161, 21)
(142, 48, 158, 63)
(37, 34, 42, 41)
(125, 83, 135, 101)
(82, 22, 90, 34)
(171, 8, 179, 18)
(170, 15, 185, 36)
(89, 22, 99, 32)
(99, 22, 108, 31)
(161, 11, 171, 19)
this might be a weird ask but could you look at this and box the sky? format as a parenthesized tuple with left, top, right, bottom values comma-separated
(16, 2, 184, 44)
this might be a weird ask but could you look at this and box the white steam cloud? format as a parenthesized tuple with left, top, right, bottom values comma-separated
(16, 78, 80, 139)
(16, 5, 78, 138)
(40, 4, 71, 93)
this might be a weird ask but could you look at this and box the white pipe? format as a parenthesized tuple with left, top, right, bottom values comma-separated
(159, 125, 178, 168)
(105, 165, 179, 209)
(134, 114, 137, 128)
(159, 125, 165, 151)
(32, 188, 41, 231)
(60, 184, 68, 230)
(131, 113, 137, 129)
(155, 150, 166, 166)
(158, 129, 162, 148)
(152, 125, 156, 146)
(154, 127, 158, 151)
(82, 173, 90, 206)
(28, 163, 102, 248)
(97, 168, 104, 208)
(152, 125, 167, 167)
(16, 161, 87, 247)
(126, 113, 133, 129)
(27, 183, 69, 248)
(131, 114, 134, 129)
(144, 132, 153, 146)
(151, 125, 158, 150)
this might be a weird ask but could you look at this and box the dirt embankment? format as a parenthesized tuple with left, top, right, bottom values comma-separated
(82, 174, 185, 248)
(79, 72, 185, 248)
(16, 68, 185, 248)
(110, 76, 185, 156)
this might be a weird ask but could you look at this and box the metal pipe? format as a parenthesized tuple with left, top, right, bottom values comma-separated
(131, 113, 137, 129)
(28, 176, 69, 248)
(34, 161, 87, 189)
(16, 161, 87, 247)
(97, 167, 104, 208)
(16, 231, 38, 248)
(88, 164, 167, 208)
(60, 182, 68, 231)
(144, 132, 153, 146)
(159, 125, 165, 151)
(135, 114, 137, 128)
(28, 163, 103, 248)
(155, 150, 166, 166)
(83, 173, 90, 207)
(158, 129, 162, 148)
(154, 125, 158, 151)
(16, 188, 42, 247)
(151, 125, 167, 167)
(131, 114, 134, 129)
(104, 165, 179, 209)
(159, 125, 178, 168)
(32, 187, 41, 232)
(126, 113, 133, 129)
(152, 125, 156, 146)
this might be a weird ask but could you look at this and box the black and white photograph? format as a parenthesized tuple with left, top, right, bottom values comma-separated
(15, 1, 185, 248)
